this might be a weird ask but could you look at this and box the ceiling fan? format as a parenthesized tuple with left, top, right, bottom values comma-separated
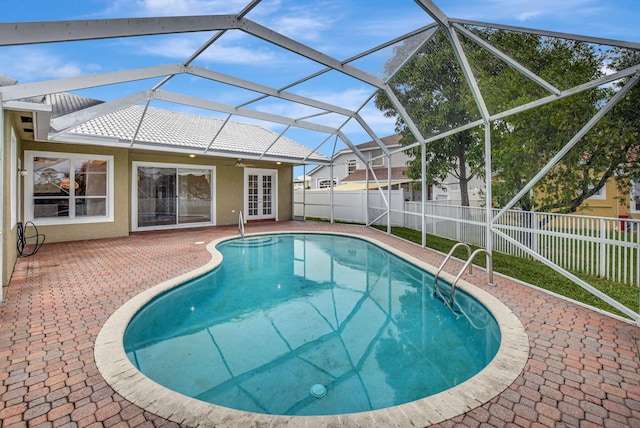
(228, 159, 254, 168)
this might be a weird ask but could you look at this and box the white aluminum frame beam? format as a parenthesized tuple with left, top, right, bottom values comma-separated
(259, 126, 290, 159)
(0, 15, 241, 46)
(0, 64, 184, 102)
(453, 23, 561, 96)
(152, 0, 263, 90)
(237, 18, 385, 89)
(50, 90, 153, 132)
(450, 18, 640, 51)
(186, 66, 358, 118)
(154, 90, 340, 135)
(396, 64, 640, 154)
(204, 114, 232, 154)
(493, 72, 640, 222)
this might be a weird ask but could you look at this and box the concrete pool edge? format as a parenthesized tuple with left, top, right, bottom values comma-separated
(95, 229, 530, 427)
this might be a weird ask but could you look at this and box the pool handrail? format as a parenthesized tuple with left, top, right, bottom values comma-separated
(434, 242, 473, 292)
(434, 244, 495, 310)
(450, 248, 495, 304)
(238, 211, 245, 239)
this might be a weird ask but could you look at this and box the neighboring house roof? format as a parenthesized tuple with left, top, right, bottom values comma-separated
(341, 166, 410, 182)
(22, 92, 330, 164)
(354, 133, 402, 150)
(0, 74, 18, 87)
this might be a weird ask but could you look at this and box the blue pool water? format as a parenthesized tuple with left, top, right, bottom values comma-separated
(124, 234, 500, 416)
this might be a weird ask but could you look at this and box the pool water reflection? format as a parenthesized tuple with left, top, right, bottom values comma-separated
(124, 234, 500, 416)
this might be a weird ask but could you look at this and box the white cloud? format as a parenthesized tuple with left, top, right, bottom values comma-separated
(273, 15, 329, 42)
(0, 47, 100, 82)
(516, 10, 541, 22)
(126, 33, 276, 65)
(441, 0, 602, 24)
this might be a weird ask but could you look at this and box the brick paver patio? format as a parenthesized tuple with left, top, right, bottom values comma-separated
(1, 222, 638, 427)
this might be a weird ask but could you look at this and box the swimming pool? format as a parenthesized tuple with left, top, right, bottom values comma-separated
(124, 234, 500, 416)
(95, 229, 528, 426)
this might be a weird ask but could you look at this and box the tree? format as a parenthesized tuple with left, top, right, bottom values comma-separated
(375, 31, 484, 207)
(481, 31, 639, 213)
(377, 27, 640, 213)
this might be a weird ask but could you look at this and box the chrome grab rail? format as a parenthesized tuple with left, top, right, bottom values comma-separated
(238, 211, 245, 239)
(449, 248, 495, 305)
(434, 242, 472, 292)
(434, 244, 494, 310)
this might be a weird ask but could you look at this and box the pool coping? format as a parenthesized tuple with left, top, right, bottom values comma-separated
(94, 230, 530, 427)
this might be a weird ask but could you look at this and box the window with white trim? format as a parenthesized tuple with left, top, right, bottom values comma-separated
(317, 178, 337, 188)
(370, 150, 384, 167)
(25, 151, 114, 224)
(347, 159, 357, 175)
(587, 183, 606, 200)
(632, 181, 640, 213)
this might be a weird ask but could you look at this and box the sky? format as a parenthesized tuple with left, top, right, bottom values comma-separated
(1, 0, 639, 163)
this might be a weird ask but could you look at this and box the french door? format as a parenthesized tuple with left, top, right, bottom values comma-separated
(133, 162, 215, 230)
(244, 168, 277, 222)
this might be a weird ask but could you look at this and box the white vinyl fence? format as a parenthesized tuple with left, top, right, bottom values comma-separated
(294, 190, 639, 286)
(403, 202, 639, 286)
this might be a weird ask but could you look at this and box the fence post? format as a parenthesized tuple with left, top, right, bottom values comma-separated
(599, 217, 606, 278)
(532, 211, 539, 254)
(456, 205, 462, 242)
(630, 222, 640, 287)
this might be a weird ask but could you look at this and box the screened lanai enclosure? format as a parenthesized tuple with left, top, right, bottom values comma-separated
(1, 1, 639, 322)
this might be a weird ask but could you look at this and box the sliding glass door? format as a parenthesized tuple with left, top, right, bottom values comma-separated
(134, 162, 214, 229)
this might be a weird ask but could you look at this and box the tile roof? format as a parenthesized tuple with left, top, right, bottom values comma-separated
(39, 93, 328, 164)
(10, 85, 390, 165)
(47, 93, 104, 117)
(355, 133, 401, 150)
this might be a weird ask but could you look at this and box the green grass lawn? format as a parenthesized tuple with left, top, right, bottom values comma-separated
(376, 225, 639, 320)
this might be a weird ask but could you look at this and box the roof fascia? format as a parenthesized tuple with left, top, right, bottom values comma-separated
(0, 64, 184, 102)
(3, 101, 52, 141)
(0, 15, 240, 46)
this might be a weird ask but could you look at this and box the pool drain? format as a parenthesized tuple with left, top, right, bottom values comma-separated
(310, 383, 326, 398)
